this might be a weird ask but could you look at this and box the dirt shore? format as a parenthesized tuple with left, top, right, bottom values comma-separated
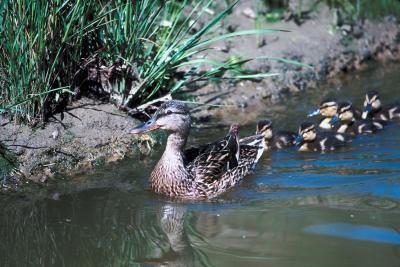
(192, 1, 400, 124)
(1, 1, 400, 190)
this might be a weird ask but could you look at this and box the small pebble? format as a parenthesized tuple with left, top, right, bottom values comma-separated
(51, 129, 59, 139)
(242, 7, 256, 19)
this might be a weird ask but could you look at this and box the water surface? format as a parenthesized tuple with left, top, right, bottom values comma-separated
(1, 65, 400, 267)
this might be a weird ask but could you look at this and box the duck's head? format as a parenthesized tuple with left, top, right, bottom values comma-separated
(256, 119, 273, 140)
(362, 91, 381, 119)
(129, 100, 191, 135)
(295, 122, 317, 145)
(308, 98, 338, 118)
(330, 101, 354, 125)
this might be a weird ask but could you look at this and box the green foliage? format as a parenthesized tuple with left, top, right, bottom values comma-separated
(261, 0, 400, 24)
(97, 0, 284, 107)
(356, 0, 400, 19)
(0, 0, 104, 122)
(263, 0, 288, 22)
(0, 0, 285, 122)
(315, 0, 400, 21)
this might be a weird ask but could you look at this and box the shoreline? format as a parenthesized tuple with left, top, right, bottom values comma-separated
(1, 2, 400, 191)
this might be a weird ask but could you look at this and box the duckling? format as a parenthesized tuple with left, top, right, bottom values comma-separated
(308, 98, 338, 130)
(330, 101, 385, 135)
(254, 119, 296, 149)
(362, 90, 400, 121)
(129, 100, 265, 199)
(295, 122, 351, 152)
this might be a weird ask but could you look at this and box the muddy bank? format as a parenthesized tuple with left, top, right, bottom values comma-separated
(1, 1, 400, 190)
(0, 99, 157, 191)
(192, 1, 400, 124)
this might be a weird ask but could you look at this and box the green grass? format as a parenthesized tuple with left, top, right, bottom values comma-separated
(356, 0, 400, 19)
(262, 0, 400, 23)
(0, 0, 105, 122)
(318, 0, 400, 20)
(0, 0, 286, 123)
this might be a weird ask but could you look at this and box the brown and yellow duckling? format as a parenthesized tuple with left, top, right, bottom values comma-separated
(254, 119, 296, 150)
(295, 122, 351, 152)
(329, 101, 385, 135)
(308, 98, 339, 130)
(362, 90, 400, 121)
(129, 100, 264, 200)
(309, 98, 363, 131)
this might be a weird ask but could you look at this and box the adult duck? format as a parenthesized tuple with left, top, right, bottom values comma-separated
(129, 100, 264, 199)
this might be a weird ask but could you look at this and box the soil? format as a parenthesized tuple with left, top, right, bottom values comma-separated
(1, 0, 400, 191)
(0, 99, 156, 191)
(192, 1, 400, 125)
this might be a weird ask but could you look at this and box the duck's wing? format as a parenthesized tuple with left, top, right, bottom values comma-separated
(239, 134, 264, 146)
(202, 141, 264, 198)
(184, 138, 232, 165)
(185, 125, 240, 184)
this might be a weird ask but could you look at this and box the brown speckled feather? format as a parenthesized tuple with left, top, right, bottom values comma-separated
(130, 100, 265, 199)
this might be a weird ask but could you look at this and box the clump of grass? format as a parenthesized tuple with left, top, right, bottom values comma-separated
(0, 0, 285, 123)
(81, 0, 283, 110)
(0, 0, 106, 123)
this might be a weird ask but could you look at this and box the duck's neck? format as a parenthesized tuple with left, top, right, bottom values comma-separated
(165, 131, 188, 153)
(150, 130, 190, 193)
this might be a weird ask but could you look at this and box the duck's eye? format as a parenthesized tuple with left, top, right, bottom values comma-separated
(166, 110, 173, 115)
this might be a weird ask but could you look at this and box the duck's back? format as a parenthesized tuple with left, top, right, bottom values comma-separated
(183, 130, 264, 199)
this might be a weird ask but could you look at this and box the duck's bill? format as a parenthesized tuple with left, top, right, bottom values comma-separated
(294, 135, 304, 145)
(361, 104, 372, 119)
(307, 109, 320, 117)
(329, 114, 340, 126)
(129, 119, 160, 134)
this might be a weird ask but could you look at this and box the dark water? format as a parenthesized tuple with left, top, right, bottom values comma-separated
(1, 66, 400, 267)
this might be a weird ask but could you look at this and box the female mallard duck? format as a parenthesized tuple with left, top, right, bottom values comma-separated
(254, 119, 296, 150)
(295, 122, 351, 152)
(129, 100, 264, 199)
(329, 101, 385, 135)
(362, 91, 400, 121)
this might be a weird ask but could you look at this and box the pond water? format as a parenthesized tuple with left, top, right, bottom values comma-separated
(1, 65, 400, 267)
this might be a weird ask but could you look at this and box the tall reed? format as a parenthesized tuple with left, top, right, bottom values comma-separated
(0, 0, 282, 122)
